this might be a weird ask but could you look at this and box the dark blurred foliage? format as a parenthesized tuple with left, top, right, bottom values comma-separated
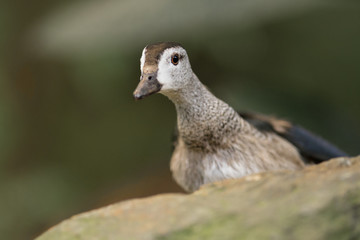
(0, 0, 359, 239)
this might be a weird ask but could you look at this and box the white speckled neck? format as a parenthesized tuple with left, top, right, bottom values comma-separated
(162, 74, 211, 106)
(161, 73, 245, 151)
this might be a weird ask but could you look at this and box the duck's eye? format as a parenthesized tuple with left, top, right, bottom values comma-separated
(171, 54, 179, 65)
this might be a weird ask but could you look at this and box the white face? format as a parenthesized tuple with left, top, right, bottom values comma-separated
(140, 47, 146, 72)
(140, 46, 193, 93)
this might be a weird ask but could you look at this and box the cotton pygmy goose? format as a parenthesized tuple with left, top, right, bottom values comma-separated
(133, 42, 347, 192)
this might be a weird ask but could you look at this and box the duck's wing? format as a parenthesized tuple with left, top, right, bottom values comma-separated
(239, 112, 348, 164)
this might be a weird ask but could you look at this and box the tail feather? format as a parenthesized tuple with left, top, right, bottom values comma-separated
(239, 112, 348, 164)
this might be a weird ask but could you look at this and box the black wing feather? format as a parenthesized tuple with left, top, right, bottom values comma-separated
(239, 112, 348, 164)
(281, 125, 348, 163)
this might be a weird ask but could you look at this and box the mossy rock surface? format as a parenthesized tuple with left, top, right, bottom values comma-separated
(37, 156, 360, 240)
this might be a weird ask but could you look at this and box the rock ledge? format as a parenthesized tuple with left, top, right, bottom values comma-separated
(37, 156, 360, 240)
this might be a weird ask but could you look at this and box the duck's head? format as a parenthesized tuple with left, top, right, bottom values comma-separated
(133, 42, 192, 100)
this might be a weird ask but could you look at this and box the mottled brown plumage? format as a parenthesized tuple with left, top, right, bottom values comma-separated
(134, 42, 347, 192)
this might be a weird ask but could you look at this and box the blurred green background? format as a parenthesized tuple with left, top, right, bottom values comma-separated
(1, 0, 359, 239)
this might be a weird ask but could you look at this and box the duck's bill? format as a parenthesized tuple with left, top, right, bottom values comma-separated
(133, 73, 162, 100)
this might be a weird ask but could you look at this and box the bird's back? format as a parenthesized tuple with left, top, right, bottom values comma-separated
(171, 110, 348, 192)
(239, 112, 348, 164)
(171, 108, 308, 192)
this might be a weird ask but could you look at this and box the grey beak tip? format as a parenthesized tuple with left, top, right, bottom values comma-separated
(133, 93, 143, 100)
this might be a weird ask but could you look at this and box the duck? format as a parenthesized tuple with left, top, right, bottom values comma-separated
(133, 42, 347, 192)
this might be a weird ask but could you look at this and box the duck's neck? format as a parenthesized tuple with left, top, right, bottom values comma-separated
(161, 74, 244, 150)
(162, 74, 219, 124)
